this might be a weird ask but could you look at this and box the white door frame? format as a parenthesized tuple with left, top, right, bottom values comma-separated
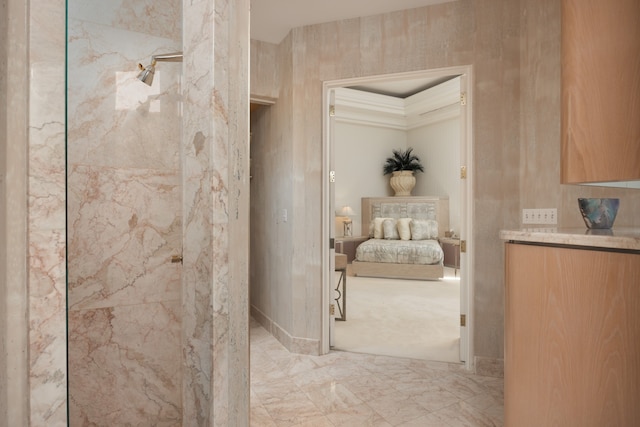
(321, 65, 475, 371)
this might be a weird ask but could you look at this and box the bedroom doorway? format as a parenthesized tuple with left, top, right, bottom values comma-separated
(321, 65, 474, 370)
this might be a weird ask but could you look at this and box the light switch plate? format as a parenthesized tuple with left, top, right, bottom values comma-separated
(523, 208, 557, 225)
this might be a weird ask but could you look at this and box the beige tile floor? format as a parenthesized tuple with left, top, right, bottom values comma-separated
(250, 319, 504, 426)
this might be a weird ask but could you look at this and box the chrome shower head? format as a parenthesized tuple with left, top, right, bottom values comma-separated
(137, 60, 156, 86)
(136, 52, 183, 86)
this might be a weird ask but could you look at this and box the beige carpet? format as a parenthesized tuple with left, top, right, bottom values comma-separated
(333, 267, 460, 363)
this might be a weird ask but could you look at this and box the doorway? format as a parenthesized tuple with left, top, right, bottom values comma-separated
(322, 66, 474, 369)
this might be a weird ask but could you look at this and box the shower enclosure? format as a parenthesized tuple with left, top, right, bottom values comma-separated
(66, 0, 184, 423)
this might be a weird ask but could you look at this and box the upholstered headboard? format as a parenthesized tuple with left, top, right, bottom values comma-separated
(361, 196, 450, 239)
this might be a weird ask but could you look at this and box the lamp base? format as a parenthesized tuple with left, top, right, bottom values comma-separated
(343, 220, 352, 237)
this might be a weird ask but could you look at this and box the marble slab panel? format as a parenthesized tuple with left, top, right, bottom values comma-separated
(67, 165, 181, 310)
(67, 17, 181, 171)
(68, 300, 182, 425)
(28, 229, 67, 427)
(27, 0, 68, 425)
(68, 0, 181, 41)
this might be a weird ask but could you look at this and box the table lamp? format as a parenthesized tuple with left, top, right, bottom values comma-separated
(336, 206, 355, 237)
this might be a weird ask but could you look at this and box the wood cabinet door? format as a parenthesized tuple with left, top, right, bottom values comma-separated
(505, 243, 640, 426)
(561, 0, 640, 183)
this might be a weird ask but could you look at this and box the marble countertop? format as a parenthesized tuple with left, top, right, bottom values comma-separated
(500, 227, 640, 251)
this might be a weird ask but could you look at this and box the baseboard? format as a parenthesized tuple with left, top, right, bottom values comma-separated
(250, 305, 320, 356)
(474, 356, 504, 378)
(250, 305, 272, 332)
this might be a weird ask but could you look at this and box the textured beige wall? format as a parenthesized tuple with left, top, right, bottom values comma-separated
(250, 0, 522, 363)
(0, 0, 7, 420)
(250, 40, 279, 101)
(0, 0, 6, 416)
(250, 36, 296, 341)
(520, 0, 640, 229)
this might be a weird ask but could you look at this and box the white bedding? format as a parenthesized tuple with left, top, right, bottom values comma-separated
(355, 238, 444, 265)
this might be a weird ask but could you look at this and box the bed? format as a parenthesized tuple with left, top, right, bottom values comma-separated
(351, 196, 450, 280)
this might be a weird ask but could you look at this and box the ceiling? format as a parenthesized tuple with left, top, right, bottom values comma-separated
(250, 0, 456, 44)
(249, 0, 459, 98)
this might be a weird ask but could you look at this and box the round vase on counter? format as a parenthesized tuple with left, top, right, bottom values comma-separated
(390, 170, 416, 196)
(578, 198, 620, 229)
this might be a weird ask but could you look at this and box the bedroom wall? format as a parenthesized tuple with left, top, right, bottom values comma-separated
(410, 117, 461, 234)
(334, 122, 407, 236)
(333, 117, 460, 237)
(333, 82, 461, 239)
(250, 0, 521, 369)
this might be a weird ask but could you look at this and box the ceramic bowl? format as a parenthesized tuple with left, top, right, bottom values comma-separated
(577, 198, 620, 229)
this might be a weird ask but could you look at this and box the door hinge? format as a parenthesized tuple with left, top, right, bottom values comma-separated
(460, 314, 466, 327)
(460, 92, 467, 105)
(329, 105, 336, 116)
(460, 240, 467, 253)
(329, 170, 336, 183)
(330, 304, 335, 316)
(460, 166, 467, 179)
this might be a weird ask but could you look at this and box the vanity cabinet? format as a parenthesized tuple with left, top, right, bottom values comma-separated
(504, 241, 640, 426)
(561, 0, 640, 183)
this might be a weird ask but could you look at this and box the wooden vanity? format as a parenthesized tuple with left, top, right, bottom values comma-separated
(501, 228, 640, 426)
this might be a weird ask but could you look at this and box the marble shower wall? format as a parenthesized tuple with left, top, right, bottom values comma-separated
(2, 0, 32, 424)
(3, 0, 249, 424)
(181, 0, 250, 423)
(27, 0, 68, 424)
(66, 0, 183, 424)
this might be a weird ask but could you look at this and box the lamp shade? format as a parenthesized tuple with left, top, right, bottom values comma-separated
(336, 206, 355, 217)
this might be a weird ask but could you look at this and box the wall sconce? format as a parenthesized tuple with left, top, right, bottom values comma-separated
(336, 206, 355, 237)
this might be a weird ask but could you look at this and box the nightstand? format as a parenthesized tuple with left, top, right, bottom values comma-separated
(440, 237, 460, 275)
(335, 235, 369, 263)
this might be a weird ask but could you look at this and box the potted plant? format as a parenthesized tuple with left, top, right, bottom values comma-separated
(383, 147, 424, 196)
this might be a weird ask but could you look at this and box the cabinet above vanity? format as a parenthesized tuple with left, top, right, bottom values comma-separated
(561, 0, 640, 185)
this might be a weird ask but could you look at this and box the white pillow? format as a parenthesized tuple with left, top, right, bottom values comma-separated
(396, 218, 412, 240)
(372, 217, 391, 239)
(382, 219, 400, 240)
(410, 219, 438, 240)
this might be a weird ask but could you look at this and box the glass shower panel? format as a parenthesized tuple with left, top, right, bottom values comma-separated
(66, 0, 182, 424)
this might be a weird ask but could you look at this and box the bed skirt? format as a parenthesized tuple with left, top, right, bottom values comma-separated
(351, 260, 443, 281)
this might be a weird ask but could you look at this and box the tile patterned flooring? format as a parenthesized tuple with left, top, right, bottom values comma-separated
(250, 319, 504, 426)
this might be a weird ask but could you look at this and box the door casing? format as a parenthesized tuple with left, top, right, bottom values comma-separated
(321, 65, 475, 370)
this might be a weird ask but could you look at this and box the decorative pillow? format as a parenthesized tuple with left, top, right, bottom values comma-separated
(410, 219, 438, 240)
(396, 218, 412, 240)
(372, 217, 391, 239)
(382, 219, 400, 240)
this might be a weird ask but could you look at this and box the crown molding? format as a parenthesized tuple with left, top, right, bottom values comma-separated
(333, 76, 460, 130)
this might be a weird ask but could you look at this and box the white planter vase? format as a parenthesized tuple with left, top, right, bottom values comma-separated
(389, 170, 416, 196)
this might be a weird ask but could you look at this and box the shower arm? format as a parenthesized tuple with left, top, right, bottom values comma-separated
(152, 52, 183, 62)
